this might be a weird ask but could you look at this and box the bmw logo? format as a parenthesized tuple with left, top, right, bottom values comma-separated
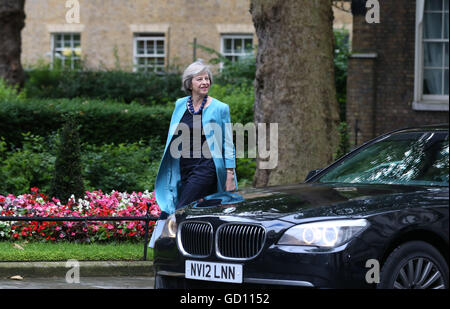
(223, 207, 236, 214)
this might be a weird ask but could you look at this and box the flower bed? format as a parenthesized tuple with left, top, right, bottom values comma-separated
(0, 188, 160, 242)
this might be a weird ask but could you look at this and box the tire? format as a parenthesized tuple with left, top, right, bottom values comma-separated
(378, 241, 449, 289)
(154, 274, 167, 289)
(154, 274, 182, 289)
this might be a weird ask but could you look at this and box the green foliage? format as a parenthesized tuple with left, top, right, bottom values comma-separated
(23, 67, 184, 105)
(0, 98, 173, 148)
(0, 241, 145, 261)
(334, 122, 351, 160)
(0, 133, 163, 196)
(236, 157, 256, 188)
(82, 138, 163, 193)
(0, 78, 26, 101)
(216, 56, 256, 86)
(50, 114, 84, 203)
(209, 84, 254, 126)
(0, 133, 56, 195)
(334, 29, 350, 122)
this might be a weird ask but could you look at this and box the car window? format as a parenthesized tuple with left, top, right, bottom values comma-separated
(318, 131, 449, 186)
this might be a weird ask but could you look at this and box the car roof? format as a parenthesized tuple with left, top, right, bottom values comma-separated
(305, 123, 448, 183)
(389, 123, 449, 135)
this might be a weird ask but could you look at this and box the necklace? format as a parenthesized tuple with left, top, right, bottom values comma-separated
(187, 95, 208, 115)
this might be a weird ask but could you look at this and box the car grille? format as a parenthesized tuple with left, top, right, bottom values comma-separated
(179, 222, 213, 257)
(216, 224, 266, 260)
(178, 222, 266, 260)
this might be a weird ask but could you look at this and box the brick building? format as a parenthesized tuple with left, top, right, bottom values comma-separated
(347, 0, 449, 146)
(21, 0, 257, 72)
(21, 0, 352, 72)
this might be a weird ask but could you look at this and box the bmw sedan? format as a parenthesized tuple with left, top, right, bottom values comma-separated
(153, 125, 449, 289)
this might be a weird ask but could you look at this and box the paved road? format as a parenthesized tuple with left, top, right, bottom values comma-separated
(0, 276, 154, 289)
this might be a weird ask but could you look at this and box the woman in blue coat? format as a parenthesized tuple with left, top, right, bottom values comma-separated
(154, 60, 238, 219)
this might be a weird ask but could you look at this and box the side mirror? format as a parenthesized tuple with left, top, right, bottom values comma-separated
(305, 169, 322, 181)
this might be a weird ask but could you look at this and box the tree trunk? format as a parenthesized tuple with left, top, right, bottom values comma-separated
(0, 0, 26, 88)
(250, 0, 340, 187)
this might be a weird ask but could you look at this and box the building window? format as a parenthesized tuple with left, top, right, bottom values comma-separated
(51, 33, 82, 70)
(414, 0, 449, 111)
(221, 34, 254, 62)
(423, 0, 448, 96)
(133, 33, 165, 73)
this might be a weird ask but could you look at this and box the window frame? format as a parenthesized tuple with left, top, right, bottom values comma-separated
(50, 32, 82, 70)
(133, 33, 166, 73)
(413, 0, 449, 111)
(220, 34, 254, 64)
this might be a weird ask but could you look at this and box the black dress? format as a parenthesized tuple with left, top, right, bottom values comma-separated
(174, 109, 217, 209)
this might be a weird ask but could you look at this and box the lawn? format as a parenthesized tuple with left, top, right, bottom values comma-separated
(0, 241, 151, 261)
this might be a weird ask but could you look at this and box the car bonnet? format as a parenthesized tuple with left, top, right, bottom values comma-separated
(179, 183, 448, 223)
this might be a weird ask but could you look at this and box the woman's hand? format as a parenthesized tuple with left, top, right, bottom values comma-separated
(225, 169, 236, 191)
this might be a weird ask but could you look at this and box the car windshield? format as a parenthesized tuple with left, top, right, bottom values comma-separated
(318, 131, 449, 187)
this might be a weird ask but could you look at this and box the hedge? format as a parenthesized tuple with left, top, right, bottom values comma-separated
(0, 133, 163, 196)
(24, 69, 185, 105)
(0, 98, 173, 147)
(0, 82, 255, 148)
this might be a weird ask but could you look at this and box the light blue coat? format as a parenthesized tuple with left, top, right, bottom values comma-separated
(155, 96, 238, 214)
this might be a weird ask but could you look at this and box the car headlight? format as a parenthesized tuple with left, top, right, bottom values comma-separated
(277, 219, 368, 248)
(160, 214, 178, 238)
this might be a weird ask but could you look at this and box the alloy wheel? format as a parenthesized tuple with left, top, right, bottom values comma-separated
(393, 257, 446, 289)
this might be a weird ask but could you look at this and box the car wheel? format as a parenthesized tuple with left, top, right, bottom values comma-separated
(378, 241, 449, 289)
(154, 274, 182, 289)
(154, 274, 167, 289)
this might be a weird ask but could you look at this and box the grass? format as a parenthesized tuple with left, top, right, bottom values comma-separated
(0, 241, 152, 262)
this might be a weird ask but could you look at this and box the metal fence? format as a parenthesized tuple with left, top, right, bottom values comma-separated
(0, 202, 159, 261)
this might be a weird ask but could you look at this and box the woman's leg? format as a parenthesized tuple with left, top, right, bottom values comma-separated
(175, 178, 217, 210)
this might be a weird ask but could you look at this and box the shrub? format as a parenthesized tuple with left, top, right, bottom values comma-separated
(0, 78, 25, 101)
(209, 83, 254, 126)
(0, 98, 173, 148)
(82, 138, 163, 193)
(24, 69, 184, 105)
(50, 114, 84, 203)
(0, 134, 163, 197)
(214, 56, 256, 86)
(0, 133, 56, 196)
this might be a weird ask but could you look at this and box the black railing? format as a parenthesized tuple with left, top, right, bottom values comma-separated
(0, 202, 159, 261)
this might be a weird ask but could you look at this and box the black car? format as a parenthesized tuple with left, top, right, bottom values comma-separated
(153, 124, 449, 289)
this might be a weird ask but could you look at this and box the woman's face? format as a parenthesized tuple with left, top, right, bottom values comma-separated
(191, 72, 210, 96)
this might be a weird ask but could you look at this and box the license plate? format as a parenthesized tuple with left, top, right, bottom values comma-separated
(185, 260, 243, 284)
